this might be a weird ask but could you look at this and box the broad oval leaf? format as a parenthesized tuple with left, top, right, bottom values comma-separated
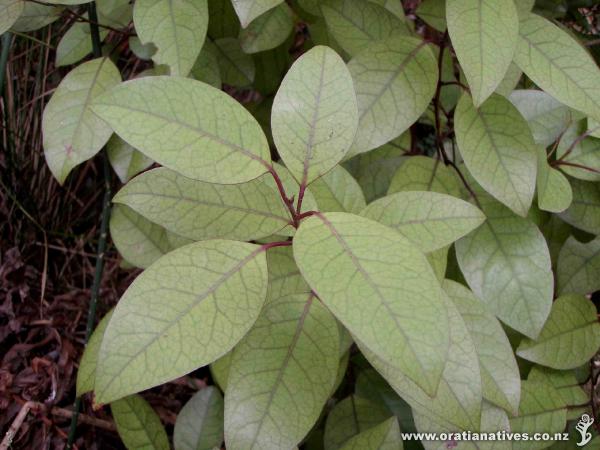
(112, 395, 170, 450)
(455, 200, 553, 339)
(358, 294, 482, 432)
(110, 204, 188, 269)
(443, 280, 520, 415)
(76, 310, 113, 396)
(174, 386, 224, 450)
(42, 58, 121, 184)
(324, 395, 392, 450)
(106, 135, 153, 184)
(557, 236, 600, 296)
(0, 0, 23, 34)
(509, 380, 567, 450)
(348, 36, 438, 156)
(95, 240, 269, 403)
(11, 3, 62, 32)
(509, 90, 576, 147)
(536, 146, 572, 213)
(362, 191, 485, 253)
(224, 292, 340, 450)
(321, 0, 410, 57)
(517, 294, 600, 370)
(387, 155, 462, 198)
(559, 178, 600, 234)
(339, 417, 402, 450)
(133, 0, 208, 76)
(239, 3, 294, 54)
(113, 167, 290, 242)
(272, 45, 358, 187)
(514, 13, 600, 123)
(311, 165, 366, 214)
(454, 93, 537, 217)
(231, 0, 284, 27)
(447, 0, 518, 106)
(213, 37, 255, 86)
(91, 76, 271, 184)
(293, 212, 450, 396)
(56, 18, 108, 67)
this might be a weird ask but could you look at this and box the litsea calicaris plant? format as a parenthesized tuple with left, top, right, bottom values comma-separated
(6, 0, 600, 447)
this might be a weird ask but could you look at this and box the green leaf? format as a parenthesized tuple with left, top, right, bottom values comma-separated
(416, 0, 446, 31)
(443, 280, 520, 415)
(76, 310, 114, 396)
(324, 395, 392, 450)
(91, 76, 271, 184)
(56, 17, 109, 67)
(509, 380, 567, 450)
(95, 240, 269, 403)
(321, 0, 410, 57)
(111, 395, 170, 450)
(455, 189, 553, 338)
(174, 387, 224, 450)
(528, 366, 589, 419)
(368, 0, 407, 21)
(556, 122, 600, 182)
(231, 0, 284, 27)
(213, 37, 255, 86)
(536, 146, 573, 214)
(387, 156, 462, 198)
(133, 0, 208, 76)
(271, 46, 358, 187)
(558, 236, 600, 296)
(339, 417, 402, 450)
(293, 212, 450, 396)
(190, 42, 221, 88)
(106, 135, 153, 184)
(208, 0, 240, 38)
(495, 62, 523, 97)
(447, 0, 518, 106)
(348, 36, 438, 155)
(224, 292, 339, 450)
(362, 191, 485, 253)
(509, 90, 577, 147)
(559, 178, 600, 234)
(514, 13, 600, 123)
(10, 3, 62, 32)
(129, 37, 157, 60)
(210, 352, 232, 391)
(266, 245, 309, 300)
(42, 58, 121, 184)
(517, 294, 600, 370)
(239, 3, 294, 54)
(344, 133, 410, 203)
(413, 401, 510, 450)
(110, 204, 186, 269)
(113, 167, 290, 242)
(311, 165, 366, 214)
(0, 0, 23, 34)
(358, 294, 482, 432)
(454, 93, 537, 217)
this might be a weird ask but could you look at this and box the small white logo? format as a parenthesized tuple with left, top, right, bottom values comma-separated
(576, 413, 594, 447)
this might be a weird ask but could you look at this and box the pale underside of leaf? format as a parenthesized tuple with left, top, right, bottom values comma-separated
(0, 0, 24, 35)
(42, 57, 121, 184)
(272, 45, 358, 187)
(95, 240, 268, 403)
(113, 167, 290, 242)
(133, 0, 208, 76)
(361, 191, 485, 253)
(293, 212, 450, 396)
(225, 292, 340, 450)
(557, 236, 600, 296)
(91, 76, 271, 184)
(454, 93, 537, 217)
(514, 13, 600, 123)
(174, 386, 224, 450)
(455, 201, 553, 339)
(231, 0, 284, 27)
(348, 36, 438, 156)
(447, 0, 518, 106)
